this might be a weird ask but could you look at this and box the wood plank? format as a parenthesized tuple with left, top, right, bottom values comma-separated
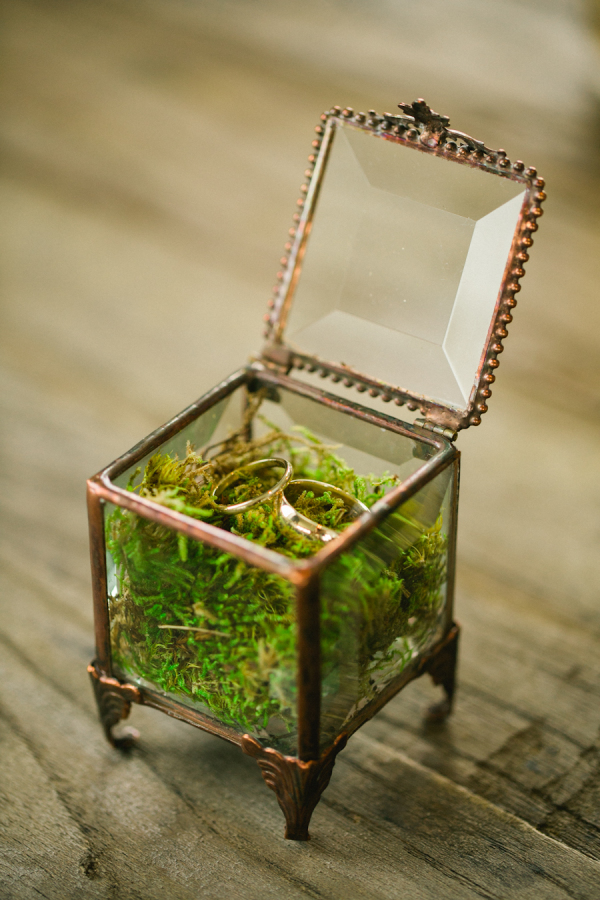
(0, 717, 107, 900)
(2, 328, 600, 862)
(3, 476, 600, 877)
(0, 630, 317, 899)
(2, 0, 600, 894)
(2, 571, 600, 900)
(361, 565, 600, 850)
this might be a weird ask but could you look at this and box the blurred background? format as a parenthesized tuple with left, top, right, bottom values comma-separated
(2, 0, 599, 622)
(2, 0, 600, 880)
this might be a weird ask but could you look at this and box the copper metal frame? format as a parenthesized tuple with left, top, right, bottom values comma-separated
(262, 99, 545, 434)
(88, 363, 459, 838)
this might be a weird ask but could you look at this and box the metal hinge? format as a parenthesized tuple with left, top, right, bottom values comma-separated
(414, 418, 458, 442)
(260, 344, 293, 372)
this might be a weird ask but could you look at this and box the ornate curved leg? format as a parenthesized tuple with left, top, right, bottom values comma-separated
(423, 623, 459, 723)
(88, 662, 141, 748)
(242, 733, 347, 840)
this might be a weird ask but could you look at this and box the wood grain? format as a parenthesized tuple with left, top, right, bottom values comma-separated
(2, 0, 600, 896)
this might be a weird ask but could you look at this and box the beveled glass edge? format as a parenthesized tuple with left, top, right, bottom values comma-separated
(252, 365, 458, 575)
(132, 683, 245, 746)
(261, 101, 546, 433)
(89, 625, 458, 757)
(341, 622, 459, 742)
(89, 364, 457, 583)
(100, 367, 248, 483)
(442, 457, 460, 635)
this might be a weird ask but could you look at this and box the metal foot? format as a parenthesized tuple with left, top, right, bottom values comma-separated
(242, 733, 347, 840)
(88, 662, 140, 748)
(423, 623, 459, 723)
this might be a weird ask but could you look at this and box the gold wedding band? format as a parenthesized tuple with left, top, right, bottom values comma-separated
(212, 460, 368, 543)
(212, 458, 293, 514)
(279, 479, 368, 543)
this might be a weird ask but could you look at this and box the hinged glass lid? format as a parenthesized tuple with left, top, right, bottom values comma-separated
(262, 100, 545, 432)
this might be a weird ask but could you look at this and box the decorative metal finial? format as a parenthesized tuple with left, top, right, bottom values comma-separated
(398, 99, 448, 129)
(397, 98, 491, 154)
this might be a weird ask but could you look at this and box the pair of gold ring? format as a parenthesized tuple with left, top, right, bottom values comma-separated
(211, 457, 367, 543)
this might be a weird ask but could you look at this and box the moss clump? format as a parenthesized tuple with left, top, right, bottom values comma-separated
(106, 404, 448, 750)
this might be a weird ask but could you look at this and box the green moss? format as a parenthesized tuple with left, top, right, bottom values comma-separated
(106, 404, 448, 750)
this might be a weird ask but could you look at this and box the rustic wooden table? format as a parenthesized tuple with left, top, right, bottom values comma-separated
(2, 1, 600, 897)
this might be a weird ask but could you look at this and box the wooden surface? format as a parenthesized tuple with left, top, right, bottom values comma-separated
(2, 1, 600, 897)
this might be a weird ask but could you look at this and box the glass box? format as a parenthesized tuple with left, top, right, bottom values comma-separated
(88, 99, 544, 840)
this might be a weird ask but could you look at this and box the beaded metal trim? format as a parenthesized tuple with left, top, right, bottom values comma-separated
(262, 100, 545, 433)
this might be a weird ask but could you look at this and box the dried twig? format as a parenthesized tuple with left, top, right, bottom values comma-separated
(158, 624, 230, 637)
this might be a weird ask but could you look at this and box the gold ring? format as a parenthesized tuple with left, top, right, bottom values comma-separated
(278, 479, 368, 543)
(212, 457, 293, 514)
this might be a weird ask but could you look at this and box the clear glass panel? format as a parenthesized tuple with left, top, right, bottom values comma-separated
(319, 461, 455, 752)
(105, 381, 446, 754)
(104, 498, 299, 753)
(114, 383, 438, 496)
(112, 394, 233, 491)
(286, 121, 526, 409)
(259, 386, 437, 483)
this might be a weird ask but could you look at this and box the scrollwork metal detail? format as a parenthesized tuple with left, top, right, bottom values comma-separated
(88, 662, 141, 748)
(396, 98, 494, 155)
(241, 733, 348, 840)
